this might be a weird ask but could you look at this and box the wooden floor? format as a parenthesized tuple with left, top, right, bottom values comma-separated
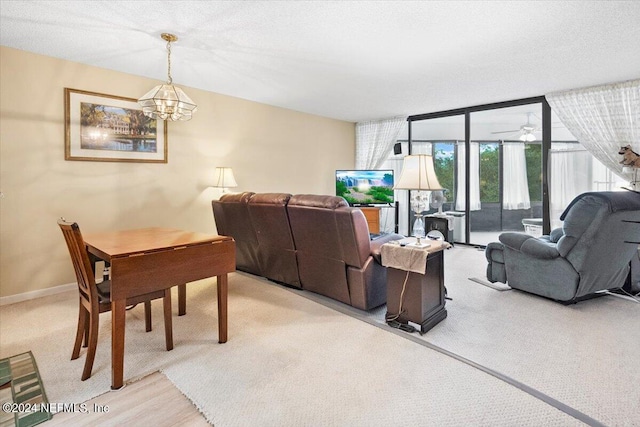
(44, 371, 210, 426)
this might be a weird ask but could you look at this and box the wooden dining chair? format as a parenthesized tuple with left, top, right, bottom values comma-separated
(57, 219, 173, 381)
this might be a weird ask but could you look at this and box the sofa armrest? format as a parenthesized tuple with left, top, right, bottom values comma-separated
(485, 241, 505, 263)
(485, 242, 507, 283)
(499, 232, 560, 260)
(370, 233, 403, 264)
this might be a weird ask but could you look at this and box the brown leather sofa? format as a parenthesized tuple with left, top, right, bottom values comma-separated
(211, 192, 261, 276)
(248, 193, 300, 288)
(212, 192, 402, 310)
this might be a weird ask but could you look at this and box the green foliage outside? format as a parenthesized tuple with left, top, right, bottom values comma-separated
(477, 143, 542, 203)
(480, 144, 500, 202)
(433, 146, 455, 203)
(525, 144, 542, 202)
(429, 142, 542, 205)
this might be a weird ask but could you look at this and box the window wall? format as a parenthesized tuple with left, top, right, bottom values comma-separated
(407, 100, 547, 245)
(403, 97, 629, 246)
(468, 104, 543, 245)
(377, 97, 629, 245)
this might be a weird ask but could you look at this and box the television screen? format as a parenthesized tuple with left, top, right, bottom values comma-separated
(336, 170, 394, 206)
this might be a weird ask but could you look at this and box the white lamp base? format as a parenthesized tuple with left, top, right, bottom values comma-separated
(407, 241, 431, 248)
(406, 236, 431, 248)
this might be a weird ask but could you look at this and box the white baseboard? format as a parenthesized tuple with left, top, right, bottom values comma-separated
(0, 282, 76, 306)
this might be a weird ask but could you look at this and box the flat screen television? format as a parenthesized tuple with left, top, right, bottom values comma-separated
(335, 169, 394, 206)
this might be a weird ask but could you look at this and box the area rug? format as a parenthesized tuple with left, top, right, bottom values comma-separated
(0, 351, 51, 427)
(0, 275, 581, 426)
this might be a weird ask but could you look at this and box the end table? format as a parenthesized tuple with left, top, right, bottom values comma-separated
(381, 238, 450, 333)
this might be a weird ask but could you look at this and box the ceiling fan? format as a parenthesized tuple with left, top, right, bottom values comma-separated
(491, 112, 540, 141)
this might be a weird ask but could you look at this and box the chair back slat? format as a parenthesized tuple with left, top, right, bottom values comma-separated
(57, 219, 98, 304)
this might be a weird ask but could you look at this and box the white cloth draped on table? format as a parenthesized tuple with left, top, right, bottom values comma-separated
(381, 242, 428, 274)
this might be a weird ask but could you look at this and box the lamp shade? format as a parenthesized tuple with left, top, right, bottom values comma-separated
(394, 155, 443, 190)
(213, 167, 238, 189)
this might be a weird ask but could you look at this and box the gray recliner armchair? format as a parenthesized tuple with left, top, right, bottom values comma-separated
(486, 191, 640, 302)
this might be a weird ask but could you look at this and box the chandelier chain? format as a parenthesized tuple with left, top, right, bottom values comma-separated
(166, 39, 173, 85)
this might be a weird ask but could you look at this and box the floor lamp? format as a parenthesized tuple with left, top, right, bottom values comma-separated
(394, 154, 443, 247)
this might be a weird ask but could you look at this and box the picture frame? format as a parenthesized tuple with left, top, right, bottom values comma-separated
(64, 88, 168, 163)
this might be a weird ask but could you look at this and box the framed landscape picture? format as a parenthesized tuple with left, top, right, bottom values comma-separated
(64, 88, 168, 163)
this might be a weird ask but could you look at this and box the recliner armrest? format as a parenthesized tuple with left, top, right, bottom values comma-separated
(369, 234, 403, 264)
(549, 227, 564, 243)
(499, 232, 560, 260)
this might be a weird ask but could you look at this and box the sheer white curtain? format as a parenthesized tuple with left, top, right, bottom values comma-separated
(355, 116, 407, 169)
(502, 142, 531, 210)
(455, 141, 481, 211)
(548, 146, 592, 229)
(546, 79, 640, 184)
(380, 152, 407, 233)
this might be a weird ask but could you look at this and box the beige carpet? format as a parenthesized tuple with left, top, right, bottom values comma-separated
(312, 246, 640, 427)
(0, 273, 582, 426)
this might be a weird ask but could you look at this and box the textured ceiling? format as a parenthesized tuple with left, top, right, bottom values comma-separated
(1, 1, 639, 123)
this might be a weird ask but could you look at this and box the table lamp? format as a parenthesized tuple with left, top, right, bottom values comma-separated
(213, 167, 238, 194)
(394, 154, 443, 247)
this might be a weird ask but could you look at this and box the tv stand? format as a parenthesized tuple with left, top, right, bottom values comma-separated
(359, 202, 400, 235)
(360, 207, 381, 234)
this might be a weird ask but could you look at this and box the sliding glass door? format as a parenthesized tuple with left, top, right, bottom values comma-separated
(408, 98, 547, 246)
(468, 104, 543, 245)
(406, 115, 465, 239)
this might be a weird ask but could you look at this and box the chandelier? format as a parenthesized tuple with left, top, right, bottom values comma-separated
(138, 33, 197, 121)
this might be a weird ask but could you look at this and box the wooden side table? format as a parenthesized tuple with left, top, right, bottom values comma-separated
(382, 239, 450, 333)
(360, 207, 381, 234)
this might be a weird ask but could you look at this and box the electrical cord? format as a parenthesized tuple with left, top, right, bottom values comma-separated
(385, 247, 430, 335)
(385, 270, 410, 323)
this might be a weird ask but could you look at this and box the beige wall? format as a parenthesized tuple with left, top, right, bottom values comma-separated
(0, 46, 355, 298)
